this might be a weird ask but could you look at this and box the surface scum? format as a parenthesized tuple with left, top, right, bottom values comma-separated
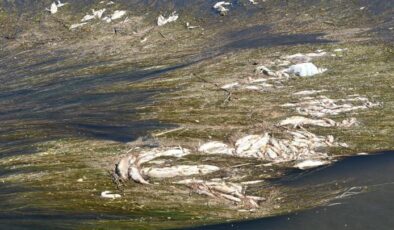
(0, 0, 393, 229)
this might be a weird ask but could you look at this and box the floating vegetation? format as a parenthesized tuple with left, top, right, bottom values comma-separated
(0, 0, 393, 229)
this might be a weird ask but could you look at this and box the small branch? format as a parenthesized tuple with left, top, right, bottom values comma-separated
(153, 127, 184, 137)
(158, 31, 166, 38)
(195, 75, 236, 104)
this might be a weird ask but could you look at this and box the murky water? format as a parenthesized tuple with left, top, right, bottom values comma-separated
(0, 47, 195, 229)
(0, 50, 181, 157)
(0, 0, 393, 229)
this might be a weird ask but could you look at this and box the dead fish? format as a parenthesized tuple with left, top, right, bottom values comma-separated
(255, 65, 275, 76)
(198, 141, 234, 155)
(157, 11, 178, 26)
(235, 134, 270, 157)
(141, 165, 220, 178)
(294, 159, 329, 170)
(279, 116, 336, 128)
(101, 191, 121, 199)
(129, 165, 150, 184)
(213, 1, 231, 15)
(221, 82, 239, 90)
(116, 155, 132, 180)
(138, 147, 190, 165)
(285, 63, 327, 77)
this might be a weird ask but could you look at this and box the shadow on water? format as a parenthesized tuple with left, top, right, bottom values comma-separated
(0, 50, 196, 158)
(206, 24, 334, 52)
(189, 151, 394, 230)
(223, 30, 333, 50)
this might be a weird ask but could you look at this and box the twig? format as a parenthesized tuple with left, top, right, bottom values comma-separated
(153, 127, 184, 137)
(158, 31, 166, 38)
(195, 75, 236, 104)
(231, 163, 253, 168)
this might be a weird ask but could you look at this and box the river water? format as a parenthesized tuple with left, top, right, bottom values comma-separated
(0, 0, 393, 229)
(190, 151, 394, 230)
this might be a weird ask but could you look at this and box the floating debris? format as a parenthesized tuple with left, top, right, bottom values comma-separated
(285, 63, 327, 77)
(157, 11, 179, 26)
(213, 1, 231, 15)
(141, 165, 220, 178)
(101, 191, 121, 199)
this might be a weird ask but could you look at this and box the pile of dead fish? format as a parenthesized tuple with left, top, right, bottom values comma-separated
(220, 50, 331, 92)
(116, 128, 340, 184)
(115, 146, 267, 207)
(70, 1, 127, 30)
(113, 48, 381, 207)
(281, 94, 380, 117)
(199, 129, 345, 163)
(175, 179, 265, 208)
(116, 147, 220, 185)
(278, 116, 358, 128)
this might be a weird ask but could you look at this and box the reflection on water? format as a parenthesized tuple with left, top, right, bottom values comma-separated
(190, 151, 394, 230)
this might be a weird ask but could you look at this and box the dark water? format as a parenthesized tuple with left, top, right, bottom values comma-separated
(0, 50, 183, 157)
(190, 151, 394, 230)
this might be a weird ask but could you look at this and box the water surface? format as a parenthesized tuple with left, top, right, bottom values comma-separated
(190, 151, 394, 230)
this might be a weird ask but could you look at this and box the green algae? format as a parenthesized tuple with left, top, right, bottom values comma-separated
(0, 1, 393, 229)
